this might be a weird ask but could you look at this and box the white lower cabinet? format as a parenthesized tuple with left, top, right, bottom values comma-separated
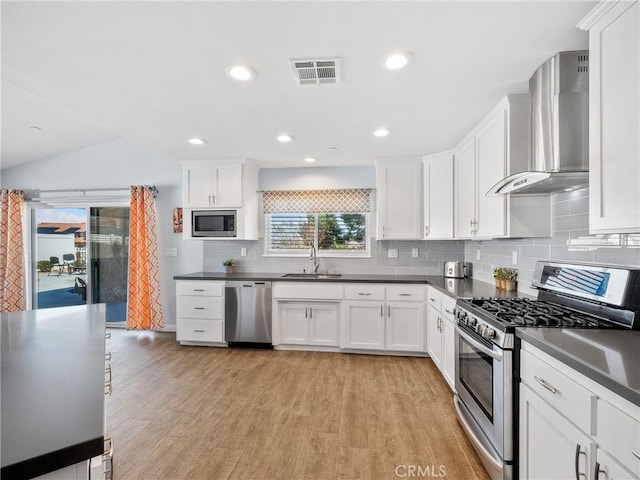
(341, 284, 425, 353)
(519, 383, 595, 480)
(341, 301, 386, 350)
(280, 302, 339, 347)
(425, 287, 456, 389)
(519, 341, 640, 480)
(176, 281, 225, 346)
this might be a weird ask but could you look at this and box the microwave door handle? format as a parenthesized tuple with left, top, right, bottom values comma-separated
(455, 325, 503, 361)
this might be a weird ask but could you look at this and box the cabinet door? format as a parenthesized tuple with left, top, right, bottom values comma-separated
(423, 152, 454, 239)
(587, 1, 640, 233)
(454, 139, 476, 238)
(440, 314, 455, 390)
(341, 301, 385, 350)
(214, 164, 243, 207)
(519, 384, 595, 480)
(476, 111, 507, 238)
(595, 449, 638, 480)
(386, 302, 425, 352)
(308, 303, 339, 346)
(184, 163, 213, 207)
(377, 160, 423, 239)
(426, 304, 442, 367)
(280, 303, 309, 345)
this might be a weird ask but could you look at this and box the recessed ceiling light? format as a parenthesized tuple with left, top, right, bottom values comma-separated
(383, 52, 410, 70)
(188, 138, 207, 145)
(225, 65, 255, 81)
(304, 157, 317, 163)
(277, 134, 293, 143)
(374, 128, 390, 137)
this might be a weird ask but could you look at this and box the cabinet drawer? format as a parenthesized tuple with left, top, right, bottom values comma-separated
(177, 319, 223, 343)
(386, 285, 425, 302)
(597, 399, 640, 477)
(520, 348, 596, 434)
(344, 284, 385, 301)
(177, 296, 223, 319)
(177, 281, 224, 297)
(274, 283, 343, 300)
(427, 287, 442, 311)
(441, 295, 456, 317)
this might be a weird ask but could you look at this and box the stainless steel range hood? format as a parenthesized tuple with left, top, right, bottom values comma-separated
(489, 50, 589, 195)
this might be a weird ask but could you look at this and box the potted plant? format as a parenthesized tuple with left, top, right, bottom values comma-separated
(223, 259, 235, 274)
(503, 268, 518, 292)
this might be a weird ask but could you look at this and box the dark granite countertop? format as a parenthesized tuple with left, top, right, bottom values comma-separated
(1, 305, 106, 479)
(174, 272, 525, 300)
(516, 328, 640, 407)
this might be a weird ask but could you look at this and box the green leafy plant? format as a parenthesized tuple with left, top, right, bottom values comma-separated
(492, 267, 506, 280)
(37, 260, 52, 272)
(503, 268, 518, 281)
(223, 259, 235, 266)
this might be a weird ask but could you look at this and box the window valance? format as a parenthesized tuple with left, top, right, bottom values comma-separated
(262, 189, 372, 214)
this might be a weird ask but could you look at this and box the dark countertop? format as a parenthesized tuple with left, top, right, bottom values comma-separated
(516, 328, 640, 407)
(1, 304, 106, 480)
(174, 272, 525, 300)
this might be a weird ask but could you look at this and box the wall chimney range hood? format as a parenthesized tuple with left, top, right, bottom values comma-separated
(489, 50, 589, 195)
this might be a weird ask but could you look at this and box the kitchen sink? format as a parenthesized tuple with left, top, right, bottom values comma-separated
(281, 273, 342, 279)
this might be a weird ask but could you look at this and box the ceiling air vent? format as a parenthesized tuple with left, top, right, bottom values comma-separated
(290, 58, 340, 86)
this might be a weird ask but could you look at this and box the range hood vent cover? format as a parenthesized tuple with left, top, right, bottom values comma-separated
(490, 50, 589, 196)
(290, 58, 340, 86)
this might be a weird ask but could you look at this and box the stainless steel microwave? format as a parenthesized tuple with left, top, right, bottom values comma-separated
(191, 210, 236, 237)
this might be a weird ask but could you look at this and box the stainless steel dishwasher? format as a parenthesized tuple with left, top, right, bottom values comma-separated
(225, 281, 272, 347)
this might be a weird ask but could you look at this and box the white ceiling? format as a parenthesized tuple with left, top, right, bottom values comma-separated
(1, 1, 596, 171)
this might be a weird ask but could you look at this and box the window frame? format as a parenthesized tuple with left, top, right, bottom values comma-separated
(264, 212, 371, 258)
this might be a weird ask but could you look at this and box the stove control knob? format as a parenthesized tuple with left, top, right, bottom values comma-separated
(467, 316, 477, 327)
(483, 327, 496, 341)
(476, 324, 484, 335)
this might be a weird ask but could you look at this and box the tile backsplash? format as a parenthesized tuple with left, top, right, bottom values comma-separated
(202, 188, 640, 290)
(464, 188, 640, 293)
(203, 239, 465, 276)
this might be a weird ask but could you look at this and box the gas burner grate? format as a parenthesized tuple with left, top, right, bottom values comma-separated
(469, 297, 608, 328)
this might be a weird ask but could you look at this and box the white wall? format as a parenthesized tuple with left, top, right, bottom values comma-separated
(259, 166, 376, 190)
(1, 137, 203, 329)
(36, 234, 75, 263)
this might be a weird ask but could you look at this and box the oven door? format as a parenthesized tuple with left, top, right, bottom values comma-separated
(454, 324, 513, 479)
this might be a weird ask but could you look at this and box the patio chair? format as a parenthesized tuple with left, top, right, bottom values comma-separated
(48, 256, 64, 276)
(62, 253, 75, 275)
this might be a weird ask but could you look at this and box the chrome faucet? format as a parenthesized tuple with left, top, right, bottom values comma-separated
(309, 245, 320, 273)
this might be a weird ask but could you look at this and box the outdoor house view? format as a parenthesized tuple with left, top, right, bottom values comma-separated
(34, 207, 130, 323)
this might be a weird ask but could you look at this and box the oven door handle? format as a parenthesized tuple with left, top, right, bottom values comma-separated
(455, 325, 503, 361)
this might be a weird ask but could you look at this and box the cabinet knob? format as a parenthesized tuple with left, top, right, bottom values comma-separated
(193, 329, 205, 333)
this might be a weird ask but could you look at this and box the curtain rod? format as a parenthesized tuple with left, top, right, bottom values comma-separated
(25, 187, 133, 194)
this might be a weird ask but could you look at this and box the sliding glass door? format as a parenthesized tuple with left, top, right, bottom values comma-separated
(32, 206, 130, 325)
(90, 207, 129, 325)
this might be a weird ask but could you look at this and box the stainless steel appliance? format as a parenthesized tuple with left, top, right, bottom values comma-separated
(225, 281, 272, 346)
(490, 50, 590, 195)
(192, 210, 236, 237)
(453, 261, 640, 480)
(444, 261, 468, 278)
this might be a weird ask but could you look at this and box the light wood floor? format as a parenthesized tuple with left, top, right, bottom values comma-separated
(107, 329, 490, 480)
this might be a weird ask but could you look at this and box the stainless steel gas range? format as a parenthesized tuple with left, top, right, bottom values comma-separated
(452, 261, 640, 480)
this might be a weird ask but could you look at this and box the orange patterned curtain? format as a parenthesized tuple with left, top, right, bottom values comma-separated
(126, 186, 163, 330)
(0, 189, 26, 312)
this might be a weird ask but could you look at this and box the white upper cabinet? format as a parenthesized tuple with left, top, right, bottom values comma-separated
(182, 159, 259, 240)
(579, 0, 640, 233)
(183, 161, 243, 208)
(454, 138, 477, 238)
(453, 95, 551, 239)
(423, 151, 454, 239)
(376, 158, 423, 240)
